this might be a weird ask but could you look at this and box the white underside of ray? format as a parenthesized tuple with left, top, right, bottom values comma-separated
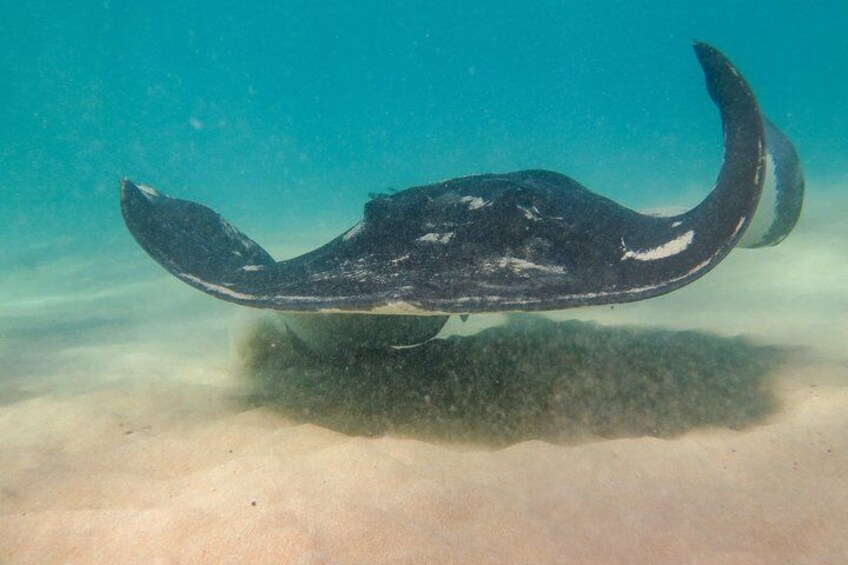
(737, 151, 778, 247)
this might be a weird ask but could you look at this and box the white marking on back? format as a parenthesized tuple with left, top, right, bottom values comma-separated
(731, 216, 747, 239)
(459, 196, 487, 210)
(517, 205, 540, 221)
(621, 230, 695, 261)
(417, 232, 455, 244)
(485, 257, 567, 275)
(137, 184, 159, 201)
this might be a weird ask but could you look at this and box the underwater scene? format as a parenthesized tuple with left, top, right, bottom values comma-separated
(1, 1, 846, 562)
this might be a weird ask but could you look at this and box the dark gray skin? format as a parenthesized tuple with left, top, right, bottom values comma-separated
(120, 43, 803, 353)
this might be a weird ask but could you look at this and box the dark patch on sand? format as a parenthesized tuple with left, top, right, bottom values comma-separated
(239, 316, 785, 445)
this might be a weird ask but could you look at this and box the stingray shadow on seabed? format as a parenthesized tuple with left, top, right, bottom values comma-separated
(238, 315, 788, 446)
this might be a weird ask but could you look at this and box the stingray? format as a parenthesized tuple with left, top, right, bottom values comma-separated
(121, 43, 804, 354)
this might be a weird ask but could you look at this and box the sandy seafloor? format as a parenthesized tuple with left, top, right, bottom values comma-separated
(1, 189, 847, 563)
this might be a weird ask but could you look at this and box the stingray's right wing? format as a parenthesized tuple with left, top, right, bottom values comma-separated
(640, 119, 804, 249)
(736, 119, 804, 247)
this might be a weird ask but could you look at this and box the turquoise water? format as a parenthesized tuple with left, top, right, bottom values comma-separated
(1, 2, 847, 562)
(2, 1, 846, 257)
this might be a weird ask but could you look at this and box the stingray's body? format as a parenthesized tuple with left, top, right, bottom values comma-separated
(121, 43, 804, 353)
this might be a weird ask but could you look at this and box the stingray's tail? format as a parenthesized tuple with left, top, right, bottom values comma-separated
(121, 179, 276, 292)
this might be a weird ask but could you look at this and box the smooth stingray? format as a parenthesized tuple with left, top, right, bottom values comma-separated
(121, 43, 804, 354)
